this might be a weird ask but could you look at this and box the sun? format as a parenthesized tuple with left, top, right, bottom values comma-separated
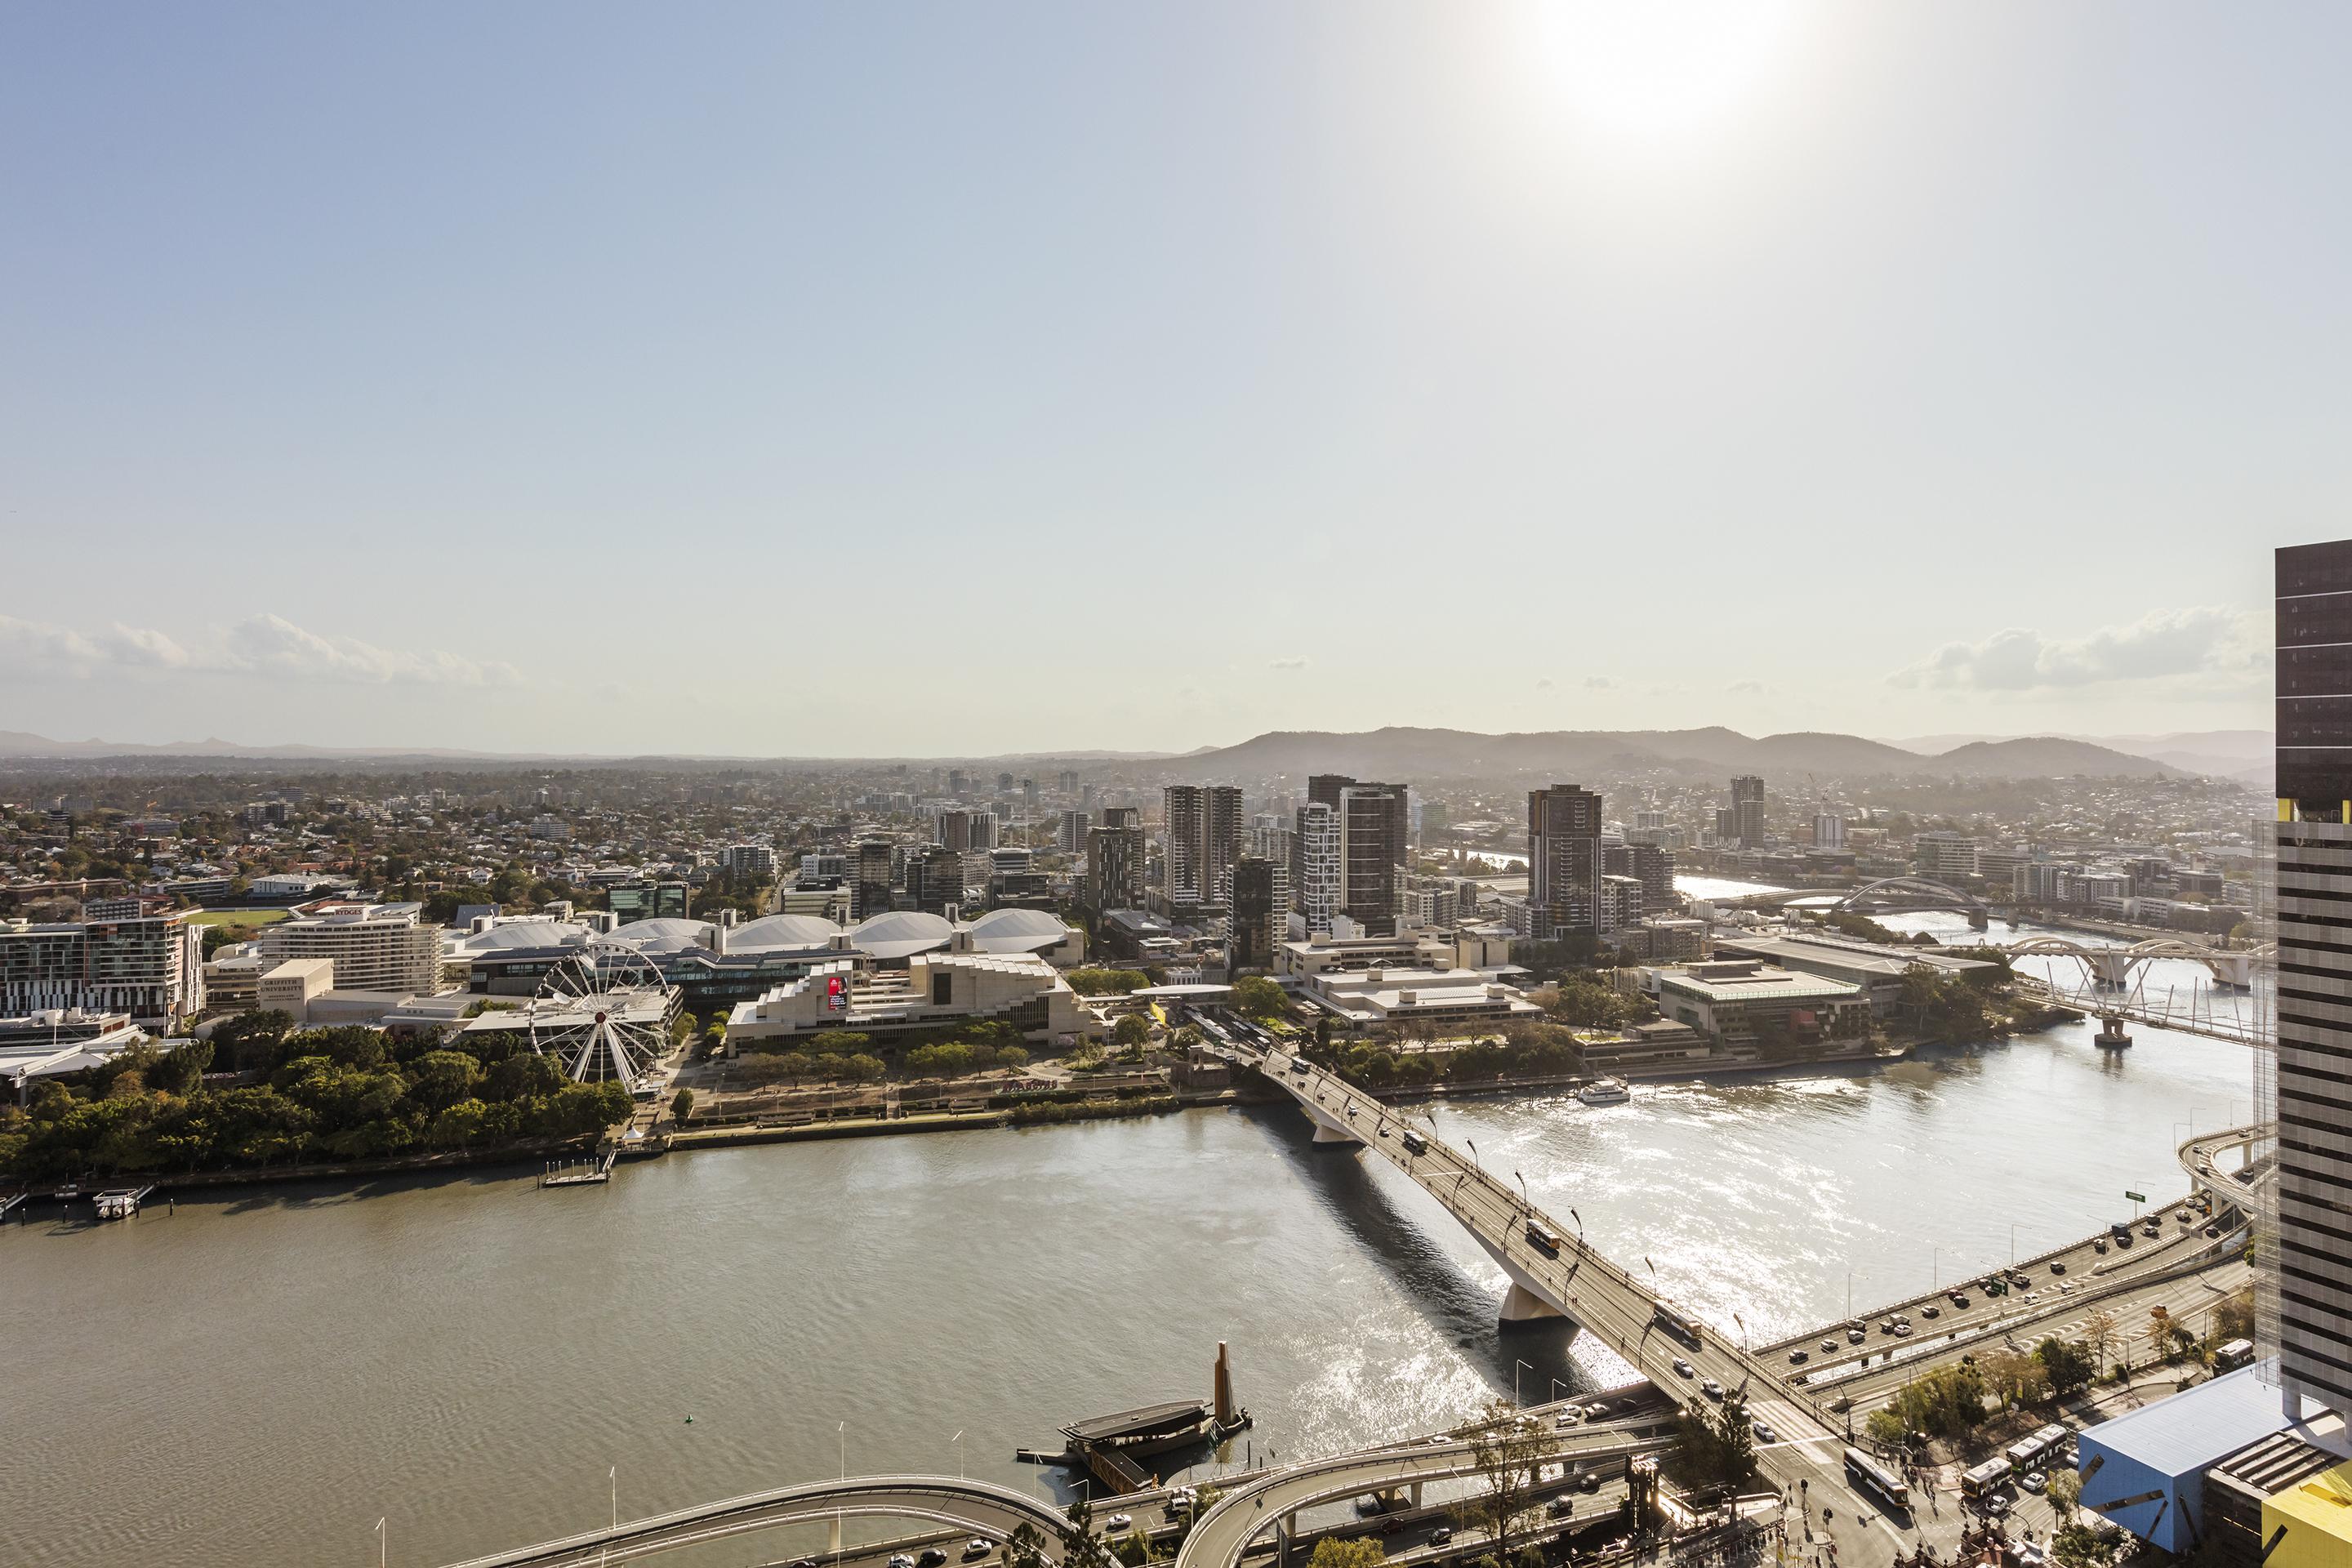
(1522, 0, 1809, 151)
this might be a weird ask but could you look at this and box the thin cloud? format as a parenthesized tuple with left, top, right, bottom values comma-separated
(1584, 676, 1612, 690)
(1889, 606, 2259, 693)
(1535, 677, 1556, 690)
(0, 611, 517, 688)
(1727, 679, 1769, 695)
(1268, 656, 1309, 670)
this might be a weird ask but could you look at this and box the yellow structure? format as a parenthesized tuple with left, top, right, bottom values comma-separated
(2265, 1460, 2352, 1568)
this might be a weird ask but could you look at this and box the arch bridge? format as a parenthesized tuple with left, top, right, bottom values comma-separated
(2005, 935, 2270, 991)
(1830, 876, 1989, 917)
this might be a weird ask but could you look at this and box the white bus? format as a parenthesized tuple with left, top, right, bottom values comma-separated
(1961, 1459, 2011, 1499)
(1845, 1448, 1910, 1510)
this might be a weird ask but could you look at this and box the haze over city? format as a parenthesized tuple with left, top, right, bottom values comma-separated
(6, 3, 2345, 753)
(9, 10, 2352, 1568)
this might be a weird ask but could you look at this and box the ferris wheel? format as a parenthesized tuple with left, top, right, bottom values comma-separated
(529, 947, 674, 1092)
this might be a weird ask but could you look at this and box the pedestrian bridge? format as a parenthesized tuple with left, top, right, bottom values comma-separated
(435, 1476, 1068, 1568)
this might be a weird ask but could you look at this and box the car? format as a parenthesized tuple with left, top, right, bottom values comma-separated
(2050, 1261, 2067, 1275)
(2142, 1222, 2162, 1237)
(1847, 1328, 1866, 1344)
(2059, 1281, 2075, 1294)
(2092, 1238, 2109, 1254)
(1381, 1517, 1404, 1536)
(1922, 1305, 1940, 1320)
(2020, 1291, 2038, 1305)
(964, 1541, 994, 1561)
(917, 1550, 949, 1568)
(1701, 1378, 1725, 1400)
(1983, 1494, 2012, 1518)
(1548, 1497, 1577, 1518)
(1753, 1421, 1778, 1444)
(1788, 1349, 1810, 1365)
(2205, 1225, 2221, 1238)
(889, 1557, 915, 1568)
(794, 1559, 822, 1568)
(1555, 1411, 1582, 1428)
(1895, 1322, 1913, 1337)
(1821, 1339, 1839, 1353)
(2020, 1472, 2047, 1494)
(1430, 1528, 1453, 1545)
(1107, 1516, 1134, 1533)
(1579, 1472, 1601, 1493)
(1949, 1290, 1971, 1307)
(1673, 1357, 1695, 1378)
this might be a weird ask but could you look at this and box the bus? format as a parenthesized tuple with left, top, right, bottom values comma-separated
(1526, 1221, 1562, 1256)
(1401, 1129, 1428, 1156)
(1961, 1459, 2011, 1499)
(1845, 1448, 1911, 1510)
(2215, 1339, 2256, 1372)
(2003, 1424, 2069, 1474)
(1653, 1301, 1704, 1348)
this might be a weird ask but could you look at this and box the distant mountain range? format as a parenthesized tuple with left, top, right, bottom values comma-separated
(1170, 727, 2192, 782)
(1888, 730, 2271, 787)
(0, 724, 2251, 782)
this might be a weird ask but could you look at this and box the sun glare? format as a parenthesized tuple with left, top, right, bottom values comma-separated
(1524, 0, 1807, 150)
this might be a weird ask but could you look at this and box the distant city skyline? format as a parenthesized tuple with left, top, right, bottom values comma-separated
(5, 2, 2341, 754)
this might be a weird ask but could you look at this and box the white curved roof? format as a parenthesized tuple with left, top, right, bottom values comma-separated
(727, 913, 842, 952)
(961, 906, 1074, 954)
(455, 920, 590, 953)
(848, 909, 955, 960)
(609, 917, 715, 955)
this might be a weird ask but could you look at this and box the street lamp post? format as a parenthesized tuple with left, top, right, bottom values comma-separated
(953, 1429, 965, 1481)
(1516, 1359, 1532, 1407)
(1552, 1378, 1569, 1403)
(1515, 1170, 1530, 1211)
(1468, 1138, 1481, 1172)
(1569, 1207, 1584, 1249)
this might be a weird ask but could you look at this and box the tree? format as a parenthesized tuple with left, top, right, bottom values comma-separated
(2082, 1307, 2120, 1372)
(2215, 1286, 2256, 1345)
(2037, 1337, 2096, 1398)
(1232, 975, 1289, 1019)
(1864, 1409, 1909, 1446)
(670, 1087, 695, 1122)
(1111, 1014, 1152, 1050)
(1454, 1401, 1550, 1568)
(2145, 1306, 2176, 1364)
(2047, 1468, 2082, 1521)
(1982, 1348, 2050, 1411)
(1677, 1388, 1758, 1490)
(1307, 1539, 1387, 1568)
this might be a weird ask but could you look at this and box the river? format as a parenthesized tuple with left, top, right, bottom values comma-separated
(2, 1016, 2257, 1568)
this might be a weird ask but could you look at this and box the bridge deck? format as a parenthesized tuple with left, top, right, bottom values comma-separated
(1242, 1045, 1834, 1449)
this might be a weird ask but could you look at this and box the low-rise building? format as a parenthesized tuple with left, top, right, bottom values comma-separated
(256, 956, 336, 1022)
(726, 947, 1096, 1045)
(1649, 960, 1870, 1047)
(1711, 933, 1998, 1017)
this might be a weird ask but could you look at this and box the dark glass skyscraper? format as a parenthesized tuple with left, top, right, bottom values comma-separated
(2269, 539, 2352, 1421)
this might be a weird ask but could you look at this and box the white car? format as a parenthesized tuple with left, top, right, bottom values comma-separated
(2020, 1472, 2047, 1494)
(1753, 1421, 1778, 1444)
(1107, 1516, 1134, 1532)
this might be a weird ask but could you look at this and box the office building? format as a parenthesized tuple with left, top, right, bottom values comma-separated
(1813, 812, 1846, 850)
(1230, 856, 1285, 971)
(609, 880, 691, 924)
(1292, 800, 1342, 936)
(935, 808, 998, 853)
(1603, 840, 1674, 917)
(1057, 770, 1079, 795)
(1730, 776, 1766, 848)
(258, 903, 443, 997)
(905, 844, 968, 915)
(721, 844, 777, 878)
(1597, 874, 1644, 937)
(1085, 818, 1147, 912)
(0, 912, 207, 1025)
(1914, 831, 1980, 881)
(1311, 775, 1408, 937)
(947, 769, 968, 796)
(1527, 783, 1604, 941)
(1161, 785, 1244, 907)
(1056, 810, 1090, 853)
(2269, 537, 2352, 1423)
(851, 840, 897, 920)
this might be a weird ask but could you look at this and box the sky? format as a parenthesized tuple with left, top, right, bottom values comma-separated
(1, 2, 2345, 757)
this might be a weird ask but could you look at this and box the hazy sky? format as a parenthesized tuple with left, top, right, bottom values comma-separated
(2, 3, 2343, 755)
